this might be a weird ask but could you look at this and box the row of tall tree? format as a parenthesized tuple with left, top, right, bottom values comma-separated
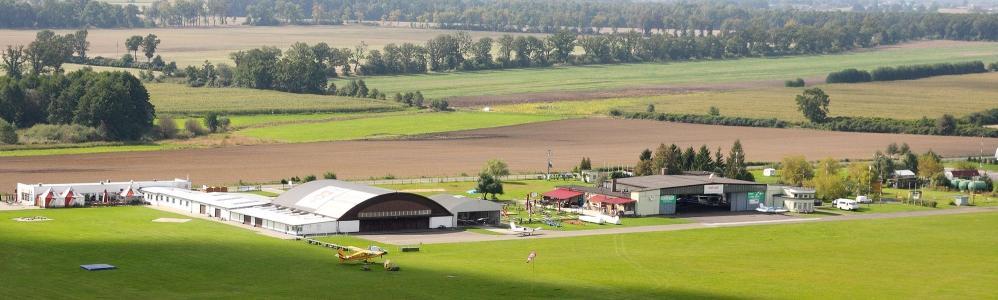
(633, 140, 753, 181)
(778, 143, 948, 200)
(6, 0, 998, 48)
(0, 69, 155, 141)
(0, 0, 144, 28)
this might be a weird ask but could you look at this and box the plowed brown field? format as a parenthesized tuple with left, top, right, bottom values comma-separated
(2, 119, 994, 187)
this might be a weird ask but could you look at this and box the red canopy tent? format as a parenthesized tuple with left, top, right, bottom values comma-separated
(542, 188, 582, 200)
(37, 188, 55, 208)
(587, 194, 636, 205)
(542, 188, 584, 211)
(60, 188, 75, 207)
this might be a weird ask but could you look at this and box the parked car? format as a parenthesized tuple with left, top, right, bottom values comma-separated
(833, 199, 860, 211)
(855, 195, 871, 203)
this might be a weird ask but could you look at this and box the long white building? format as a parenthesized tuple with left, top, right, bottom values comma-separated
(16, 179, 191, 208)
(141, 187, 271, 220)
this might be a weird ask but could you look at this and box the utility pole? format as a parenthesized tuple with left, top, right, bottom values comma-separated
(546, 149, 552, 180)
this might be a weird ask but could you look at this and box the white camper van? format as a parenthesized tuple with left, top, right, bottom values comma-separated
(833, 199, 860, 211)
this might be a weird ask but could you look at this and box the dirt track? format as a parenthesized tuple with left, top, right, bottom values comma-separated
(2, 119, 995, 188)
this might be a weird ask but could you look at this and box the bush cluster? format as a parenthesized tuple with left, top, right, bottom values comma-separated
(619, 111, 788, 128)
(784, 78, 805, 87)
(68, 56, 177, 75)
(18, 124, 103, 144)
(827, 61, 988, 83)
(614, 110, 998, 138)
(870, 61, 986, 81)
(825, 68, 872, 83)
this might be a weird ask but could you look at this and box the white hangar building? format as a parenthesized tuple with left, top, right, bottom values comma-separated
(233, 180, 457, 235)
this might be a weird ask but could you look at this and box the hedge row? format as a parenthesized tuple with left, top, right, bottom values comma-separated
(614, 111, 998, 138)
(826, 61, 989, 83)
(612, 111, 788, 128)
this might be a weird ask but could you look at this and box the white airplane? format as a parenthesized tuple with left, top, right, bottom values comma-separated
(509, 222, 542, 236)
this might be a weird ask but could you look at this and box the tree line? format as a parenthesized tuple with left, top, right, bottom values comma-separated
(182, 44, 430, 107)
(826, 61, 989, 83)
(3, 30, 177, 79)
(632, 140, 753, 181)
(0, 69, 155, 142)
(6, 0, 998, 53)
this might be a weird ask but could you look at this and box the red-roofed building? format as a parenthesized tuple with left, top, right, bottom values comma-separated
(542, 188, 584, 208)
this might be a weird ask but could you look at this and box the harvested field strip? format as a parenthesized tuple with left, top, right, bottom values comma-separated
(349, 41, 998, 100)
(236, 112, 565, 143)
(2, 119, 995, 187)
(493, 72, 998, 122)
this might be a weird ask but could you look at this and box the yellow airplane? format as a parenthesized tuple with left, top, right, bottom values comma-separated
(336, 246, 387, 263)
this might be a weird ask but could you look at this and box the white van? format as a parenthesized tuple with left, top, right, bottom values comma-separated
(833, 199, 860, 211)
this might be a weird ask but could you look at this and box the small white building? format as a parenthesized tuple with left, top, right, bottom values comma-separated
(16, 179, 191, 208)
(141, 187, 270, 220)
(780, 187, 817, 213)
(763, 168, 777, 177)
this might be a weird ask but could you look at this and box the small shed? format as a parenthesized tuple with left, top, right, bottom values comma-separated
(430, 194, 502, 226)
(763, 168, 777, 177)
(783, 199, 815, 213)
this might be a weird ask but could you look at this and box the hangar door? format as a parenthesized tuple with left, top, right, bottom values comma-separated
(729, 192, 748, 211)
(360, 218, 429, 232)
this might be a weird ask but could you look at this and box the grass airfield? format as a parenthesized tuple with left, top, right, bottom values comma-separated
(2, 206, 996, 299)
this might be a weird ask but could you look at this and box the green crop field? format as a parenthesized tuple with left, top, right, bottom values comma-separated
(494, 72, 998, 122)
(347, 42, 998, 100)
(237, 112, 564, 142)
(2, 207, 997, 298)
(146, 83, 403, 115)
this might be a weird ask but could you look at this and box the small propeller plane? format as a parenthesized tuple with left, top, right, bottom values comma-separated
(509, 222, 542, 237)
(336, 246, 387, 263)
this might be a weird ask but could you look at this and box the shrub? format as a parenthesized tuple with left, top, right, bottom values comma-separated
(430, 99, 450, 111)
(184, 119, 208, 136)
(784, 78, 805, 87)
(708, 106, 720, 116)
(303, 175, 317, 182)
(204, 112, 219, 133)
(989, 62, 998, 72)
(323, 171, 337, 179)
(826, 68, 871, 83)
(19, 124, 102, 144)
(0, 118, 17, 144)
(157, 116, 179, 139)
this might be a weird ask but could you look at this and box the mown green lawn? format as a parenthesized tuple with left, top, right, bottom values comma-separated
(2, 207, 997, 298)
(237, 112, 564, 143)
(814, 202, 939, 215)
(351, 42, 998, 99)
